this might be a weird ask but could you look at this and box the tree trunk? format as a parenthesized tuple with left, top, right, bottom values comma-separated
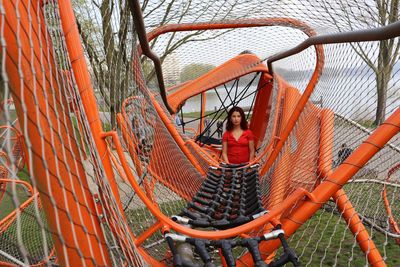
(374, 40, 393, 126)
(375, 73, 389, 125)
(101, 0, 117, 128)
(0, 81, 4, 102)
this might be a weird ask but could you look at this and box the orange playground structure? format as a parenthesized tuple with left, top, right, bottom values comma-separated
(0, 0, 399, 266)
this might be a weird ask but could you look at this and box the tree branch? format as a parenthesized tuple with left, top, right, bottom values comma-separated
(352, 43, 378, 72)
(77, 20, 110, 107)
(389, 40, 400, 66)
(143, 0, 168, 19)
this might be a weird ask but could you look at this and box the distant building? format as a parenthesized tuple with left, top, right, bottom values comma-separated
(163, 53, 180, 88)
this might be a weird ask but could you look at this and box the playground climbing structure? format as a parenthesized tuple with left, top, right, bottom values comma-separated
(0, 0, 399, 266)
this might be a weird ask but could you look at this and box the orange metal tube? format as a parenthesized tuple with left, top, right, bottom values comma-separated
(318, 110, 384, 265)
(135, 220, 163, 246)
(167, 54, 271, 112)
(57, 0, 123, 208)
(265, 86, 302, 209)
(99, 135, 318, 239)
(108, 146, 129, 183)
(260, 44, 324, 175)
(200, 92, 207, 135)
(0, 179, 32, 194)
(382, 163, 400, 239)
(333, 189, 385, 266)
(318, 109, 335, 180)
(185, 140, 218, 165)
(0, 261, 19, 267)
(116, 113, 143, 177)
(144, 18, 318, 113)
(58, 3, 142, 264)
(150, 95, 206, 175)
(2, 0, 111, 265)
(249, 73, 274, 148)
(0, 180, 35, 233)
(257, 108, 400, 264)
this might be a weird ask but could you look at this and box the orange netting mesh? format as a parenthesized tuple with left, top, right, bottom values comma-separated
(0, 0, 399, 266)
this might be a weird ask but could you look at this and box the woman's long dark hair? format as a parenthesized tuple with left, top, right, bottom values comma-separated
(226, 106, 248, 131)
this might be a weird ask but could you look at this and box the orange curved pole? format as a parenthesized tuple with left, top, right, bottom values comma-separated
(2, 0, 111, 265)
(260, 47, 324, 176)
(58, 0, 123, 208)
(0, 125, 25, 171)
(249, 73, 274, 148)
(0, 179, 35, 232)
(167, 54, 271, 113)
(58, 2, 150, 265)
(142, 18, 321, 112)
(318, 110, 384, 265)
(102, 130, 320, 240)
(334, 189, 385, 265)
(185, 140, 219, 166)
(116, 112, 143, 177)
(0, 261, 21, 267)
(199, 92, 207, 136)
(382, 163, 400, 242)
(150, 94, 207, 176)
(256, 108, 400, 267)
(318, 109, 335, 180)
(135, 221, 163, 247)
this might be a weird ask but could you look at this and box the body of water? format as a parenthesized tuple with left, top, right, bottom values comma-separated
(180, 71, 400, 121)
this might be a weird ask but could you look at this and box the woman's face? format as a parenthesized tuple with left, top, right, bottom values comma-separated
(230, 111, 242, 127)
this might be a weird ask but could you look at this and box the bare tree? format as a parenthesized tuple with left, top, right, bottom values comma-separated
(75, 0, 246, 127)
(322, 0, 400, 125)
(141, 1, 240, 83)
(76, 0, 132, 128)
(372, 0, 400, 125)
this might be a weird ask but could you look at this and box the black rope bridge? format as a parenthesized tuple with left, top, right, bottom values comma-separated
(164, 164, 299, 267)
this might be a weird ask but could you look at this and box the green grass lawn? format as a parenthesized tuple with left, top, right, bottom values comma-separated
(0, 206, 54, 262)
(287, 182, 399, 266)
(124, 196, 399, 266)
(125, 199, 187, 236)
(0, 167, 31, 220)
(355, 119, 377, 130)
(1, 169, 398, 265)
(0, 110, 18, 125)
(288, 209, 400, 266)
(0, 167, 53, 263)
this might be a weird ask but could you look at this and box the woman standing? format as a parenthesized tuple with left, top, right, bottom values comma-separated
(222, 107, 255, 164)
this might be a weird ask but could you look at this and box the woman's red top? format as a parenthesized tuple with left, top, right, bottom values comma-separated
(222, 129, 254, 164)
